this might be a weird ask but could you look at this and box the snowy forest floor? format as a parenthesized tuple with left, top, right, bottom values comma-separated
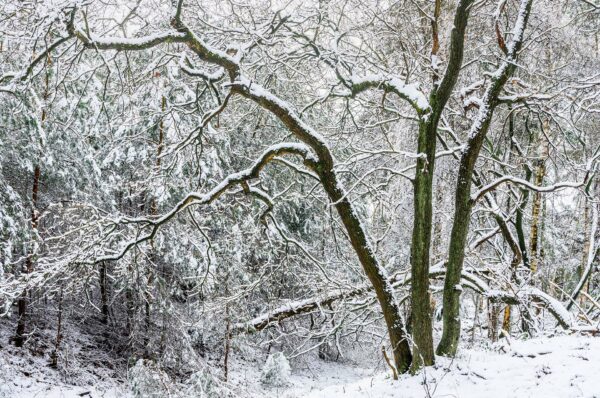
(1, 325, 599, 398)
(283, 335, 600, 398)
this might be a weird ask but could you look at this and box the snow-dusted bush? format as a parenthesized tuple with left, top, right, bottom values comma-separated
(185, 370, 225, 398)
(260, 352, 291, 387)
(128, 359, 171, 398)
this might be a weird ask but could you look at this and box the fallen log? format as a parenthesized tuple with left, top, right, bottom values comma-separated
(233, 265, 595, 335)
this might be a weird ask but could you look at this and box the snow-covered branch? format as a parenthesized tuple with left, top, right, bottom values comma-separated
(232, 263, 488, 335)
(485, 287, 575, 329)
(472, 176, 585, 203)
(178, 53, 225, 82)
(71, 28, 187, 51)
(92, 143, 317, 264)
(348, 74, 431, 115)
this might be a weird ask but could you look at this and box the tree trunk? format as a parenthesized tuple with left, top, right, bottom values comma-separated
(236, 85, 413, 372)
(409, 120, 437, 370)
(408, 0, 476, 369)
(488, 301, 500, 343)
(318, 166, 413, 373)
(436, 148, 479, 355)
(515, 168, 533, 270)
(99, 261, 109, 324)
(437, 0, 533, 356)
(568, 189, 599, 310)
(15, 56, 50, 347)
(529, 125, 549, 274)
(15, 164, 40, 347)
(224, 304, 231, 381)
(578, 197, 591, 306)
(50, 288, 64, 368)
(501, 305, 511, 334)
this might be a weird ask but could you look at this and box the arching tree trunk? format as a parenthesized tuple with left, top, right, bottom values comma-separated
(317, 166, 413, 373)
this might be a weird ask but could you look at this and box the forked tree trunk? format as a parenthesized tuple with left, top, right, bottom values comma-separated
(437, 0, 534, 357)
(408, 0, 477, 370)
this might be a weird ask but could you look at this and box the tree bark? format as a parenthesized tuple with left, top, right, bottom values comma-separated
(436, 0, 534, 357)
(99, 261, 109, 324)
(568, 191, 599, 310)
(50, 288, 64, 368)
(409, 121, 437, 370)
(15, 164, 41, 347)
(578, 197, 591, 306)
(318, 166, 413, 372)
(232, 77, 413, 372)
(529, 124, 549, 274)
(488, 301, 500, 343)
(408, 0, 475, 370)
(15, 55, 50, 347)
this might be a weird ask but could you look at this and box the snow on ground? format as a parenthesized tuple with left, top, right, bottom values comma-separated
(283, 335, 600, 398)
(0, 316, 130, 398)
(0, 352, 128, 398)
(8, 383, 125, 398)
(2, 333, 599, 397)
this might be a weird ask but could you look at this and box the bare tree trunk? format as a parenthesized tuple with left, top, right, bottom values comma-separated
(471, 296, 481, 343)
(578, 197, 591, 306)
(501, 305, 511, 334)
(408, 0, 476, 370)
(410, 120, 437, 370)
(318, 169, 413, 372)
(16, 56, 50, 347)
(99, 262, 109, 324)
(50, 288, 64, 368)
(233, 83, 414, 372)
(488, 301, 500, 343)
(224, 304, 231, 382)
(515, 169, 533, 269)
(126, 279, 133, 337)
(142, 95, 166, 356)
(568, 189, 599, 310)
(529, 124, 549, 275)
(437, 0, 533, 356)
(15, 164, 40, 347)
(501, 110, 521, 333)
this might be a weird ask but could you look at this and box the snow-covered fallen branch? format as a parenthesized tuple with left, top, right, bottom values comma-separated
(234, 262, 595, 335)
(232, 263, 489, 335)
(485, 287, 575, 329)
